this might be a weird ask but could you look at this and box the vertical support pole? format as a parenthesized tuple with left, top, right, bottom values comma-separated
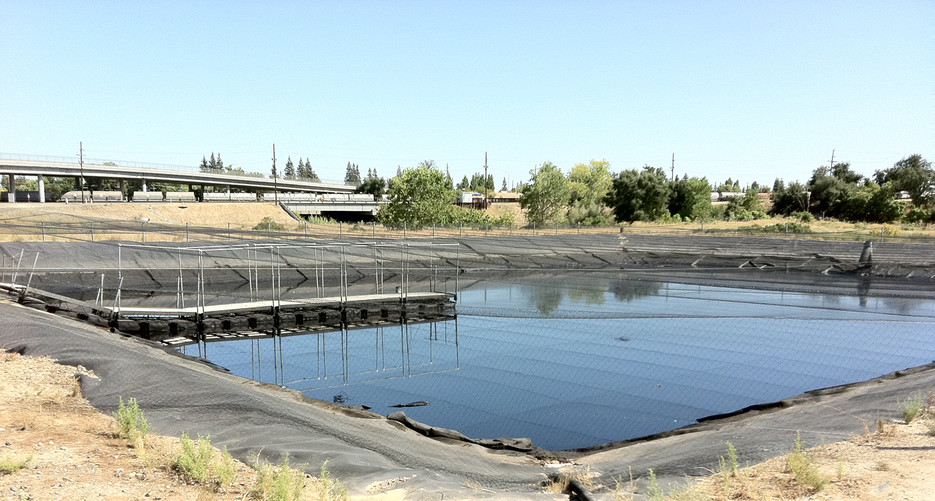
(177, 248, 185, 309)
(186, 223, 190, 242)
(10, 249, 24, 285)
(372, 221, 375, 238)
(96, 273, 105, 306)
(403, 222, 407, 239)
(228, 222, 231, 240)
(459, 222, 462, 237)
(7, 174, 15, 203)
(20, 252, 40, 302)
(37, 176, 45, 203)
(141, 221, 146, 242)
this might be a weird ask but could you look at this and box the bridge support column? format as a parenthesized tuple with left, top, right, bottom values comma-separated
(119, 180, 125, 200)
(141, 179, 147, 192)
(7, 174, 15, 203)
(37, 176, 45, 203)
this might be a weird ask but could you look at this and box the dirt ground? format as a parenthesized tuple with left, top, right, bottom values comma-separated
(1, 352, 933, 500)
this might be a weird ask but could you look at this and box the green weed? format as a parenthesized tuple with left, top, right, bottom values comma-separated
(251, 453, 307, 501)
(173, 433, 236, 489)
(114, 397, 149, 444)
(645, 468, 665, 501)
(786, 432, 827, 492)
(899, 392, 926, 423)
(0, 454, 33, 474)
(175, 433, 214, 483)
(316, 461, 348, 501)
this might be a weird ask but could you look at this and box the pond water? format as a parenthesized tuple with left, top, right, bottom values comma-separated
(195, 279, 935, 450)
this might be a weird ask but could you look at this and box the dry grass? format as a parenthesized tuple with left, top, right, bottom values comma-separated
(2, 200, 933, 242)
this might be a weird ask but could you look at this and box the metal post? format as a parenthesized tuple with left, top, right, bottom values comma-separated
(372, 221, 376, 238)
(228, 222, 231, 240)
(186, 222, 190, 242)
(340, 221, 343, 237)
(432, 223, 436, 238)
(459, 222, 462, 237)
(20, 252, 39, 301)
(141, 221, 146, 242)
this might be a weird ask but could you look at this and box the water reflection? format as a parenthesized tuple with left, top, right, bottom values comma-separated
(522, 280, 661, 314)
(184, 317, 460, 391)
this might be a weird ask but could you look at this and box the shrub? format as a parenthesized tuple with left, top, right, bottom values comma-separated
(253, 216, 286, 231)
(790, 211, 813, 222)
(114, 397, 149, 444)
(902, 206, 934, 224)
(739, 222, 812, 233)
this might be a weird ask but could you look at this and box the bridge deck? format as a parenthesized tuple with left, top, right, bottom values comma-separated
(104, 291, 454, 317)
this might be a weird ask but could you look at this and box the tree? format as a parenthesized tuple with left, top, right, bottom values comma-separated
(284, 157, 295, 180)
(874, 154, 934, 207)
(769, 181, 810, 216)
(356, 169, 386, 198)
(605, 166, 671, 222)
(772, 178, 784, 193)
(669, 177, 713, 221)
(566, 159, 613, 225)
(520, 162, 570, 225)
(501, 177, 508, 192)
(298, 158, 320, 182)
(724, 187, 765, 221)
(345, 162, 362, 186)
(835, 181, 903, 223)
(378, 164, 455, 228)
(199, 156, 210, 173)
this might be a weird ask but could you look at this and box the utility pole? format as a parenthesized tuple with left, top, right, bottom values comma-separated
(483, 152, 488, 210)
(79, 141, 85, 203)
(271, 143, 278, 204)
(670, 153, 675, 182)
(829, 149, 835, 171)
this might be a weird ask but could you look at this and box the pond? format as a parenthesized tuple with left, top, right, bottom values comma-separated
(194, 278, 935, 450)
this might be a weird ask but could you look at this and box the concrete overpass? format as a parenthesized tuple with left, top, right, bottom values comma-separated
(0, 155, 355, 202)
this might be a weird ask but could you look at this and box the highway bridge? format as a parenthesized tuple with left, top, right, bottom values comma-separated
(0, 154, 355, 202)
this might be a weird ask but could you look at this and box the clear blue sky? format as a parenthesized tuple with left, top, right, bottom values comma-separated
(2, 1, 932, 188)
